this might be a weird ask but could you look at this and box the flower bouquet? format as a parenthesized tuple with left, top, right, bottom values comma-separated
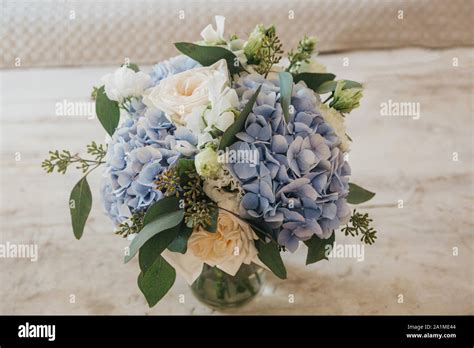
(43, 16, 376, 308)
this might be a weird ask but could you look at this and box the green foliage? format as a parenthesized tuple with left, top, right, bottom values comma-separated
(167, 226, 193, 254)
(42, 141, 106, 175)
(115, 210, 146, 238)
(253, 26, 283, 76)
(124, 209, 184, 263)
(278, 72, 293, 123)
(293, 72, 336, 92)
(155, 168, 181, 197)
(95, 85, 120, 136)
(91, 86, 100, 100)
(69, 176, 92, 240)
(304, 232, 335, 265)
(122, 62, 140, 72)
(347, 183, 375, 204)
(342, 210, 377, 245)
(219, 86, 261, 150)
(256, 240, 287, 279)
(137, 256, 176, 307)
(316, 80, 362, 94)
(174, 42, 244, 75)
(287, 36, 317, 74)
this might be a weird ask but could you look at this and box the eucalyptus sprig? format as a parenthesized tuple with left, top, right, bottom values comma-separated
(287, 36, 317, 74)
(154, 160, 216, 230)
(115, 210, 146, 238)
(41, 141, 107, 175)
(254, 26, 283, 77)
(341, 210, 377, 245)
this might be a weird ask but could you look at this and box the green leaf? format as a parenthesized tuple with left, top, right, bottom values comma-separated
(304, 232, 335, 265)
(176, 158, 195, 179)
(69, 176, 92, 240)
(95, 86, 120, 136)
(293, 73, 336, 93)
(174, 42, 244, 75)
(167, 225, 193, 254)
(203, 206, 219, 232)
(316, 80, 363, 94)
(125, 210, 184, 263)
(279, 72, 293, 123)
(138, 226, 181, 273)
(218, 86, 262, 150)
(347, 183, 376, 204)
(122, 62, 140, 72)
(137, 256, 176, 307)
(143, 196, 180, 225)
(256, 240, 287, 279)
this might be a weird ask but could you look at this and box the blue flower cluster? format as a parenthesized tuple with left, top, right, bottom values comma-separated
(228, 74, 351, 252)
(149, 55, 200, 86)
(101, 56, 199, 225)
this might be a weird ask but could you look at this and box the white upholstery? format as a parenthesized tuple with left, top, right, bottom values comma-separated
(2, 0, 473, 68)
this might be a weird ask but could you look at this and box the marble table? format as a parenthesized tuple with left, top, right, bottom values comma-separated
(0, 47, 472, 314)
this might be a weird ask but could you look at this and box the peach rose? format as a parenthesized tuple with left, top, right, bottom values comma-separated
(161, 211, 262, 284)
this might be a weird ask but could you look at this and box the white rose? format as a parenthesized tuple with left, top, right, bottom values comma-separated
(143, 59, 230, 126)
(162, 211, 263, 284)
(320, 103, 351, 152)
(101, 66, 151, 103)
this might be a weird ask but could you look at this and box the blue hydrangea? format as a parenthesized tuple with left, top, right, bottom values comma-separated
(149, 55, 200, 86)
(100, 111, 198, 225)
(227, 74, 351, 252)
(101, 56, 200, 225)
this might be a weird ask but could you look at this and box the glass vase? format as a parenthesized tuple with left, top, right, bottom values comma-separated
(191, 263, 265, 310)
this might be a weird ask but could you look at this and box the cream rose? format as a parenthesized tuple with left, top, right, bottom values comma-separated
(143, 59, 230, 126)
(161, 211, 263, 284)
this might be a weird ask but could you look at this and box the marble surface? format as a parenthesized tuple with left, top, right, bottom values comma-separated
(0, 47, 473, 314)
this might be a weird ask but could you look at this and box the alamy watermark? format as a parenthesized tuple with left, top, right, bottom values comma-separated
(55, 99, 95, 119)
(325, 242, 365, 262)
(0, 242, 38, 262)
(18, 322, 55, 341)
(380, 99, 420, 120)
(217, 148, 259, 167)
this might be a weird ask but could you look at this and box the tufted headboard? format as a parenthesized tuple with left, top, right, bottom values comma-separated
(2, 0, 473, 68)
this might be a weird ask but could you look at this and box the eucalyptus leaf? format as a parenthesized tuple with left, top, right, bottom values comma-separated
(138, 226, 181, 273)
(137, 256, 176, 307)
(176, 158, 195, 180)
(125, 210, 184, 263)
(347, 183, 376, 204)
(203, 206, 219, 232)
(293, 73, 336, 93)
(279, 72, 293, 123)
(304, 232, 335, 265)
(316, 80, 363, 94)
(95, 86, 120, 137)
(256, 240, 287, 279)
(174, 42, 244, 75)
(69, 176, 92, 240)
(219, 85, 262, 150)
(167, 225, 193, 254)
(143, 196, 180, 225)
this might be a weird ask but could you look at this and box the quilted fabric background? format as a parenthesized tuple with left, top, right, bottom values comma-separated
(2, 0, 473, 68)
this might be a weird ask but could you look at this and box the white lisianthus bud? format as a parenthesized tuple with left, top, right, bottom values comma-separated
(101, 66, 151, 103)
(195, 147, 222, 178)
